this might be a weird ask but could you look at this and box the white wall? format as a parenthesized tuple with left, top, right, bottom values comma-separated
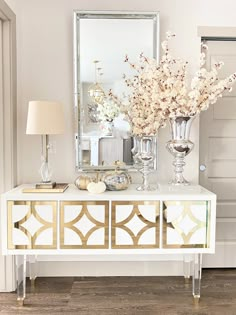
(14, 0, 236, 186)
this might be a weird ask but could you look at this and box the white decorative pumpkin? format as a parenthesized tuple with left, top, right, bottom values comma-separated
(87, 181, 106, 194)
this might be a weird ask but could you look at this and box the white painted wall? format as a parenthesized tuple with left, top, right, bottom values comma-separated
(14, 0, 236, 187)
(7, 0, 236, 276)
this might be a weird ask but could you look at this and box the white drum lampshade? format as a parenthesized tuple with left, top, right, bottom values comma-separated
(26, 101, 65, 135)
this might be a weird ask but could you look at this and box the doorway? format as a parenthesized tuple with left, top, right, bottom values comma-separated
(199, 37, 236, 267)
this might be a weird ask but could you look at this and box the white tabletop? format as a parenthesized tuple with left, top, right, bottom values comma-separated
(2, 184, 216, 201)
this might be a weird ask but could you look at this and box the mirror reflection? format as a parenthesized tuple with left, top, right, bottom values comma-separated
(74, 12, 159, 170)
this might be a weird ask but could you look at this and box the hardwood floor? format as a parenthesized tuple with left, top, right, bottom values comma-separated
(1, 269, 236, 314)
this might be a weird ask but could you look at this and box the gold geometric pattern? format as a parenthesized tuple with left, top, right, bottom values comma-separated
(7, 201, 57, 250)
(111, 201, 159, 249)
(60, 201, 109, 249)
(163, 201, 210, 249)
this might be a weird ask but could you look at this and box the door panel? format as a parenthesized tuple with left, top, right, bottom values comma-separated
(200, 40, 236, 267)
(213, 97, 236, 119)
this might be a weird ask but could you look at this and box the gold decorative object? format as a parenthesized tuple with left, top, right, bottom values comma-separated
(36, 182, 56, 189)
(22, 183, 68, 193)
(60, 201, 109, 249)
(8, 201, 57, 249)
(74, 175, 95, 190)
(88, 60, 105, 105)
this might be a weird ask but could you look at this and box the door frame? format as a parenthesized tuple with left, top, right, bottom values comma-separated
(198, 26, 236, 40)
(198, 26, 236, 186)
(0, 0, 17, 292)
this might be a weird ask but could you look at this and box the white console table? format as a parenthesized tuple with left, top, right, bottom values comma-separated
(1, 184, 216, 305)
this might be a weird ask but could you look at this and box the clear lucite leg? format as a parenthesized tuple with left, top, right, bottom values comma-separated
(183, 255, 192, 284)
(192, 254, 202, 303)
(15, 255, 26, 306)
(29, 255, 38, 290)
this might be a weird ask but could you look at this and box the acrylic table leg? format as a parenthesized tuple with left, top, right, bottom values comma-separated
(15, 255, 26, 306)
(192, 253, 202, 303)
(183, 254, 192, 284)
(29, 255, 38, 290)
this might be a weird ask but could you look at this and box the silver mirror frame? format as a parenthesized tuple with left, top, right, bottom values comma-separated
(73, 11, 160, 172)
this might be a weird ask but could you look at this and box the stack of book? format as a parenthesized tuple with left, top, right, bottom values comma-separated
(22, 183, 69, 193)
(36, 182, 56, 189)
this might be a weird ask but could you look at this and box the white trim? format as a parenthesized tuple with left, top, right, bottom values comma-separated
(0, 0, 15, 20)
(0, 0, 16, 292)
(203, 242, 236, 268)
(198, 26, 236, 38)
(36, 261, 185, 277)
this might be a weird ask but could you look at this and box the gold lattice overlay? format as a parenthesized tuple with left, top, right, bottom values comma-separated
(163, 201, 210, 248)
(60, 201, 109, 249)
(112, 201, 159, 249)
(8, 201, 57, 249)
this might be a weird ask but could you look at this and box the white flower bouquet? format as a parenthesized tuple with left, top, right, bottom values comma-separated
(97, 97, 120, 122)
(110, 32, 236, 136)
(161, 34, 236, 118)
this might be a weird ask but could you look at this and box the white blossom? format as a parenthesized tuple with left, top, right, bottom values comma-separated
(109, 32, 236, 136)
(97, 97, 120, 122)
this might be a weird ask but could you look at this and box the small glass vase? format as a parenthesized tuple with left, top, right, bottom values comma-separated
(131, 136, 142, 167)
(166, 116, 195, 185)
(132, 135, 156, 191)
(101, 120, 114, 136)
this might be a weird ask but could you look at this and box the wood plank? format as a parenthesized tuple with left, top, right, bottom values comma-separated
(1, 272, 236, 314)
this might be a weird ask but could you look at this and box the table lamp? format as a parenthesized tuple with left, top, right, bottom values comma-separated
(26, 101, 65, 188)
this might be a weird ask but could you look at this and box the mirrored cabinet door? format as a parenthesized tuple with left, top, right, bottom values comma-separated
(111, 201, 160, 248)
(163, 201, 210, 248)
(7, 201, 57, 249)
(60, 201, 109, 249)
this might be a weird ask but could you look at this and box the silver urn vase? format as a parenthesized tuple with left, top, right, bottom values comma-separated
(166, 116, 195, 185)
(133, 135, 156, 191)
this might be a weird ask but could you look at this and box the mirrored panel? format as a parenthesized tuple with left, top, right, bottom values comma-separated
(74, 11, 159, 170)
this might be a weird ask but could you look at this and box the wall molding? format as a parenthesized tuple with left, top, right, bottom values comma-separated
(198, 26, 236, 39)
(36, 261, 185, 277)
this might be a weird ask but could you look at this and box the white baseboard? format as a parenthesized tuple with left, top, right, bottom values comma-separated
(203, 242, 236, 268)
(0, 256, 15, 292)
(37, 261, 185, 277)
(35, 254, 189, 277)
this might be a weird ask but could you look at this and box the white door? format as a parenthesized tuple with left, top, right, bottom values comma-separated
(200, 40, 236, 267)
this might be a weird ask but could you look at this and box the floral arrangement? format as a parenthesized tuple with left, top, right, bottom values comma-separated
(161, 34, 236, 117)
(97, 97, 120, 122)
(110, 32, 236, 136)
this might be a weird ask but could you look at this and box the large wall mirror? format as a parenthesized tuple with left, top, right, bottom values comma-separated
(74, 11, 160, 170)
